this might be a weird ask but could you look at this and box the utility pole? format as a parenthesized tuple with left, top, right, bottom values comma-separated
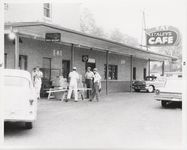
(141, 10, 148, 51)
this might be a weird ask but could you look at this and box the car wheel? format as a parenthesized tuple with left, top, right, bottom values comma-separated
(25, 122, 33, 129)
(147, 85, 154, 93)
(161, 101, 167, 108)
(134, 89, 140, 92)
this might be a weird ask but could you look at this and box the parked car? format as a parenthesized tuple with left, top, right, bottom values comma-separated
(154, 73, 182, 108)
(4, 69, 37, 129)
(132, 76, 166, 93)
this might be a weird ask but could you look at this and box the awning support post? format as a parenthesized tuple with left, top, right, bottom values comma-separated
(106, 50, 109, 95)
(162, 61, 165, 76)
(71, 44, 75, 70)
(148, 59, 151, 76)
(130, 55, 133, 92)
(14, 33, 19, 69)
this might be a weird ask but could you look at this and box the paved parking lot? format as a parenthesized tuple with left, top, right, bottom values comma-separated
(4, 92, 182, 149)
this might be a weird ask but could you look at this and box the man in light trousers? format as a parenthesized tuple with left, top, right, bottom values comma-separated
(66, 67, 79, 102)
(90, 68, 101, 102)
(32, 66, 43, 99)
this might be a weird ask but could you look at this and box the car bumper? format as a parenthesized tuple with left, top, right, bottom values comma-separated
(154, 92, 182, 102)
(4, 111, 37, 122)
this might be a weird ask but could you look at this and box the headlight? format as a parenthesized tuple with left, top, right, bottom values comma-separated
(155, 89, 160, 95)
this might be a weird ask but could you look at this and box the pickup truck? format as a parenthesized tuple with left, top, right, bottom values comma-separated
(154, 73, 182, 108)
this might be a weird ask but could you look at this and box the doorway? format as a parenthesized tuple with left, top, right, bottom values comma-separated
(85, 62, 96, 72)
(62, 60, 70, 79)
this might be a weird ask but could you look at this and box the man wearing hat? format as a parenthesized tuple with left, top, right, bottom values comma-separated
(85, 67, 94, 98)
(66, 67, 80, 102)
(90, 68, 101, 102)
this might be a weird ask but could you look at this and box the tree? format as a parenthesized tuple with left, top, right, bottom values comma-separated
(109, 28, 139, 47)
(80, 9, 139, 47)
(80, 8, 106, 38)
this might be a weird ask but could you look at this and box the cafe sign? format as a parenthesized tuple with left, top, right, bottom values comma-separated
(146, 26, 180, 46)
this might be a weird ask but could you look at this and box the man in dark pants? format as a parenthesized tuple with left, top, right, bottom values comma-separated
(85, 67, 94, 98)
(90, 68, 101, 102)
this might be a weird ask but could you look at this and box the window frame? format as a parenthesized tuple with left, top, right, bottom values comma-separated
(104, 64, 118, 80)
(41, 57, 52, 81)
(43, 3, 52, 18)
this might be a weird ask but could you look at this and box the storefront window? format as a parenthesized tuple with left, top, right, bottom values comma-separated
(43, 3, 51, 18)
(41, 57, 51, 81)
(104, 64, 118, 80)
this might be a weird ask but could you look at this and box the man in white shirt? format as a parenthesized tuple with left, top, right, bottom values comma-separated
(32, 66, 43, 99)
(90, 68, 101, 102)
(66, 67, 80, 102)
(85, 67, 94, 98)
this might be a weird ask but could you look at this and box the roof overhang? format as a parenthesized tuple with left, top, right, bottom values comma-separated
(4, 22, 177, 61)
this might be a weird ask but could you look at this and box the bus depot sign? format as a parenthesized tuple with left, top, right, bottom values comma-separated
(45, 33, 61, 42)
(146, 26, 180, 46)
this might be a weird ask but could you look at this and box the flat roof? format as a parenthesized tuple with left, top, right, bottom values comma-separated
(5, 22, 177, 61)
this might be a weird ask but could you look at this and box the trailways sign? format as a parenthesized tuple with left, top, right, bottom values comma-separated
(146, 26, 180, 46)
(45, 33, 61, 42)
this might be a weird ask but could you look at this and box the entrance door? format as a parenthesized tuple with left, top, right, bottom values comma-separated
(85, 62, 96, 72)
(19, 55, 27, 70)
(62, 60, 70, 79)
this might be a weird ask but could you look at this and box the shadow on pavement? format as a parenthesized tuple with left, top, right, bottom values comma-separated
(154, 102, 182, 109)
(4, 122, 29, 135)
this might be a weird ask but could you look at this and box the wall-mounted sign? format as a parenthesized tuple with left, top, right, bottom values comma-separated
(45, 33, 61, 42)
(88, 58, 95, 63)
(53, 50, 63, 57)
(82, 55, 89, 62)
(121, 60, 126, 64)
(146, 26, 180, 46)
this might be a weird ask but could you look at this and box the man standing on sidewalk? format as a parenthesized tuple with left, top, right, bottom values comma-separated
(66, 67, 79, 102)
(90, 68, 101, 102)
(85, 67, 94, 99)
(32, 66, 43, 99)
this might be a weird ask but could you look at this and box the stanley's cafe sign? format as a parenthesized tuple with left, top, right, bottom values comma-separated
(146, 26, 180, 46)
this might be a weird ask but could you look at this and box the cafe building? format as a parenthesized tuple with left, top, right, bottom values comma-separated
(4, 22, 176, 96)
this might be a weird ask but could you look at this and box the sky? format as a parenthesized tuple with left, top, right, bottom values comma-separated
(79, 0, 186, 44)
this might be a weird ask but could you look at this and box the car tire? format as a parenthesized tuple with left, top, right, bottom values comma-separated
(134, 89, 140, 92)
(161, 101, 167, 108)
(147, 85, 154, 93)
(25, 122, 33, 129)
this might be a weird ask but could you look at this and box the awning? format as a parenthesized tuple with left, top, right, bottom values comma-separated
(5, 22, 177, 61)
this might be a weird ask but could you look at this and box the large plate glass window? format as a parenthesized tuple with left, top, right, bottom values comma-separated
(104, 64, 118, 80)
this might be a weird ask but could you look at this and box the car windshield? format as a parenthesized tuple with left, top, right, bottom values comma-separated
(4, 76, 30, 88)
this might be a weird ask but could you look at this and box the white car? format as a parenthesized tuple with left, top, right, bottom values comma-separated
(4, 69, 37, 129)
(154, 73, 182, 108)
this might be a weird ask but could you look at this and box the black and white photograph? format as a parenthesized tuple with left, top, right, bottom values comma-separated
(0, 0, 187, 149)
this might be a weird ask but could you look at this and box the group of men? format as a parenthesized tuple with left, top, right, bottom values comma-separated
(31, 66, 102, 102)
(66, 66, 101, 102)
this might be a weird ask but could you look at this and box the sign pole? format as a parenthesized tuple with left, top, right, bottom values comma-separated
(106, 50, 109, 95)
